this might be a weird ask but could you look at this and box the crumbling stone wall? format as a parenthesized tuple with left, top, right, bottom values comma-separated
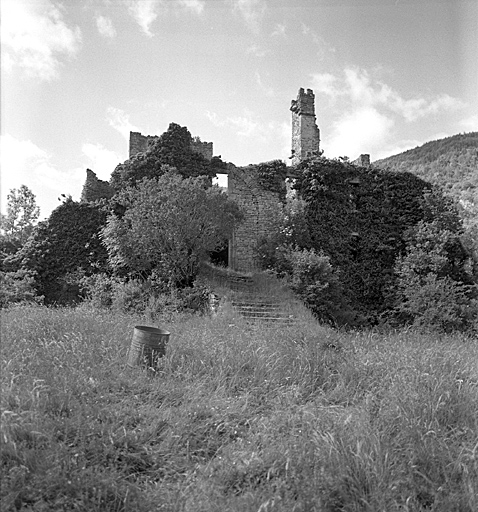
(81, 169, 114, 202)
(129, 131, 213, 160)
(228, 166, 283, 272)
(353, 154, 371, 167)
(290, 88, 320, 165)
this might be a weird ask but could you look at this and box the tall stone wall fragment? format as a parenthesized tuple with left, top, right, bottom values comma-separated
(81, 169, 114, 202)
(290, 88, 320, 165)
(228, 166, 283, 272)
(129, 131, 213, 160)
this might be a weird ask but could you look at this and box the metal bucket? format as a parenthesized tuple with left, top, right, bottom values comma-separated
(127, 326, 170, 368)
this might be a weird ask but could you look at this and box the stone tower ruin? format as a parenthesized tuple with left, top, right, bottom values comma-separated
(290, 88, 320, 165)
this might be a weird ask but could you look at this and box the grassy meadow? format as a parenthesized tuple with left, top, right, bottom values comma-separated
(1, 284, 478, 511)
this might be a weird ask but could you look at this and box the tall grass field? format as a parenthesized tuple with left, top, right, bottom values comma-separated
(1, 296, 477, 511)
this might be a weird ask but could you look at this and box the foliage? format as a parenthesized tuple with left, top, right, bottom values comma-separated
(80, 272, 212, 316)
(0, 185, 40, 245)
(256, 160, 288, 200)
(101, 171, 242, 288)
(9, 198, 108, 304)
(287, 248, 347, 325)
(375, 132, 478, 208)
(256, 198, 311, 276)
(394, 219, 477, 332)
(110, 123, 226, 190)
(293, 156, 431, 319)
(0, 269, 43, 307)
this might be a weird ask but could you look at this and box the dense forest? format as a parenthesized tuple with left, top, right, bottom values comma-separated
(374, 132, 478, 207)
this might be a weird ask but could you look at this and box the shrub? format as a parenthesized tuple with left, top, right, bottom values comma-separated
(394, 220, 477, 332)
(0, 269, 43, 307)
(287, 248, 348, 325)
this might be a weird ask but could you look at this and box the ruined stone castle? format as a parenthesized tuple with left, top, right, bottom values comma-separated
(82, 88, 370, 273)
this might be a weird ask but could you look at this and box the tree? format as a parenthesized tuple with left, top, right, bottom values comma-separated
(110, 123, 226, 190)
(394, 220, 477, 332)
(101, 171, 242, 288)
(0, 185, 40, 245)
(9, 198, 109, 304)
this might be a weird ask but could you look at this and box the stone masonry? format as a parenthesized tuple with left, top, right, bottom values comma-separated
(227, 165, 283, 272)
(95, 88, 369, 273)
(129, 131, 213, 160)
(290, 88, 321, 165)
(81, 169, 114, 202)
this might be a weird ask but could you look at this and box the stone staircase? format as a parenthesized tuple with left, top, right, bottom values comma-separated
(222, 274, 298, 326)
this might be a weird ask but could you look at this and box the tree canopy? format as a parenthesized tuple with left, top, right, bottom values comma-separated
(102, 171, 242, 288)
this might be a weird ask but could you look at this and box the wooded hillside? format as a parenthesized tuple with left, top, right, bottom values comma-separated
(374, 132, 478, 207)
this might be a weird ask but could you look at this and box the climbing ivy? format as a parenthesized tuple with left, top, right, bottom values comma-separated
(293, 157, 432, 319)
(256, 160, 288, 201)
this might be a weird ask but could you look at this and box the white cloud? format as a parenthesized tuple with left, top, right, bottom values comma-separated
(312, 66, 466, 159)
(255, 72, 274, 97)
(106, 107, 140, 140)
(1, 0, 82, 81)
(127, 0, 160, 37)
(96, 15, 116, 39)
(82, 143, 122, 180)
(271, 23, 286, 38)
(246, 44, 268, 57)
(460, 115, 478, 131)
(301, 23, 336, 58)
(311, 73, 341, 98)
(0, 134, 84, 219)
(232, 0, 266, 33)
(324, 108, 394, 160)
(179, 0, 205, 15)
(341, 68, 464, 122)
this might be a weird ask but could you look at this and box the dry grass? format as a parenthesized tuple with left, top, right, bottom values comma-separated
(1, 295, 477, 511)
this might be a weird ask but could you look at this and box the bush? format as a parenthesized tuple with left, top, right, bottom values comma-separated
(287, 248, 349, 325)
(0, 269, 43, 307)
(394, 220, 477, 332)
(10, 198, 108, 304)
(395, 274, 477, 332)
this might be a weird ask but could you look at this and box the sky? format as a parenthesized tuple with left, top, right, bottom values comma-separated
(1, 0, 477, 219)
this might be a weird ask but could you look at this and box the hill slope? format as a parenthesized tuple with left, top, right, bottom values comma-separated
(374, 132, 478, 207)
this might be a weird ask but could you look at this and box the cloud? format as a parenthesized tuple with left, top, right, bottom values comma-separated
(0, 134, 84, 219)
(324, 107, 394, 160)
(96, 15, 116, 39)
(127, 0, 160, 37)
(106, 107, 140, 140)
(1, 0, 82, 80)
(179, 0, 205, 15)
(206, 110, 257, 137)
(232, 0, 266, 33)
(82, 143, 122, 179)
(301, 23, 335, 59)
(341, 68, 464, 122)
(311, 73, 341, 98)
(271, 23, 286, 38)
(255, 71, 274, 97)
(312, 67, 466, 159)
(246, 44, 268, 57)
(460, 115, 478, 131)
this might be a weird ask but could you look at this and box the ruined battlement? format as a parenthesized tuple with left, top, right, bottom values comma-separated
(353, 154, 371, 167)
(290, 88, 316, 116)
(129, 131, 213, 160)
(291, 87, 320, 165)
(80, 169, 114, 202)
(191, 138, 213, 160)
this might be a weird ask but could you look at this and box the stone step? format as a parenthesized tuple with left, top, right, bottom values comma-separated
(232, 302, 282, 309)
